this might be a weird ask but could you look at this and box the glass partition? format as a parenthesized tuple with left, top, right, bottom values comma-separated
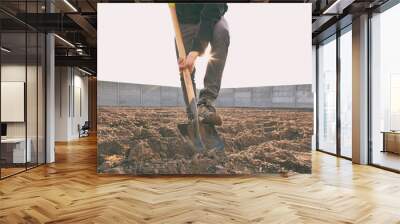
(0, 1, 46, 179)
(1, 31, 28, 177)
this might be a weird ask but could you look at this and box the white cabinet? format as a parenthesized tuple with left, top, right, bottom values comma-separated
(1, 138, 32, 163)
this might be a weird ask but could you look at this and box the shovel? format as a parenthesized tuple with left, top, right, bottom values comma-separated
(169, 3, 224, 152)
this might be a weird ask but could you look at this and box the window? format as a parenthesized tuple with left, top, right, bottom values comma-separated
(317, 36, 337, 154)
(339, 28, 352, 158)
(370, 3, 400, 171)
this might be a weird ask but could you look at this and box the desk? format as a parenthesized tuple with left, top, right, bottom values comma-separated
(1, 138, 31, 163)
(382, 131, 400, 154)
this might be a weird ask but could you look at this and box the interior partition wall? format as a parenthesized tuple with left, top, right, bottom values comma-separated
(370, 2, 400, 172)
(0, 1, 47, 179)
(316, 25, 353, 159)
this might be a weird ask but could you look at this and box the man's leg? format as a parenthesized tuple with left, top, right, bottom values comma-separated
(198, 17, 230, 124)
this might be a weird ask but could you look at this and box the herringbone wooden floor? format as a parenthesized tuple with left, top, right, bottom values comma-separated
(1, 136, 400, 224)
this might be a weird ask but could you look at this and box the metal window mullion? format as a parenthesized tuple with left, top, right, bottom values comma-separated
(367, 11, 373, 165)
(336, 29, 341, 157)
(0, 26, 2, 179)
(73, 68, 75, 118)
(36, 0, 39, 167)
(316, 44, 320, 150)
(44, 3, 47, 164)
(68, 69, 71, 118)
(25, 0, 28, 171)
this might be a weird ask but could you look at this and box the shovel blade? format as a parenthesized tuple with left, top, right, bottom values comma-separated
(199, 124, 225, 151)
(178, 123, 224, 151)
(177, 123, 205, 152)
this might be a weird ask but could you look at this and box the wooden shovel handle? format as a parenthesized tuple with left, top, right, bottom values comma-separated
(168, 3, 196, 103)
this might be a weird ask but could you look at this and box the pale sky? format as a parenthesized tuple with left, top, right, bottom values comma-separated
(98, 3, 312, 88)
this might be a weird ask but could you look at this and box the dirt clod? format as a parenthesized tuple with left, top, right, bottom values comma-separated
(97, 107, 312, 174)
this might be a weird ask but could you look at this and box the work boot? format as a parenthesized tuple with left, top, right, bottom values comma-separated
(198, 103, 222, 126)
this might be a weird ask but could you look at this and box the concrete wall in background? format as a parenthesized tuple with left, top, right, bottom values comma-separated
(98, 81, 313, 109)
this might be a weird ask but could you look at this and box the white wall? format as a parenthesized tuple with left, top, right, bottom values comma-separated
(1, 65, 26, 139)
(72, 73, 89, 138)
(98, 3, 312, 88)
(55, 66, 69, 141)
(55, 67, 89, 141)
(1, 65, 41, 138)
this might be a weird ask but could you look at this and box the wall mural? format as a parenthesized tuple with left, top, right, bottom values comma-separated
(97, 3, 313, 175)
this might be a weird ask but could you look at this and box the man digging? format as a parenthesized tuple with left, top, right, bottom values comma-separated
(175, 3, 230, 126)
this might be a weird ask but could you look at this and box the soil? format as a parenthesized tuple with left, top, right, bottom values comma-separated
(97, 107, 313, 175)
